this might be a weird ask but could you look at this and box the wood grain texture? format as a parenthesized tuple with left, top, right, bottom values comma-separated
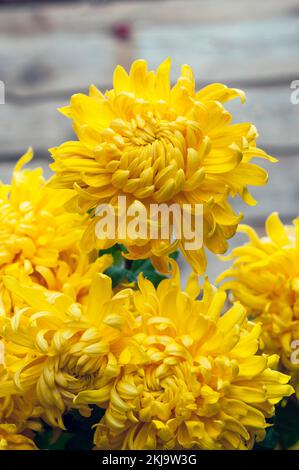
(137, 16, 299, 85)
(0, 0, 299, 31)
(0, 1, 298, 99)
(0, 84, 297, 158)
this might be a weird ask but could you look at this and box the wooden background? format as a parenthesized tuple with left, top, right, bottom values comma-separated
(0, 0, 298, 281)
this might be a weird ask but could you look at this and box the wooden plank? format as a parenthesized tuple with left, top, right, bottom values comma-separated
(137, 16, 299, 85)
(0, 84, 297, 158)
(0, 3, 298, 98)
(0, 33, 121, 97)
(0, 0, 298, 32)
(0, 100, 74, 158)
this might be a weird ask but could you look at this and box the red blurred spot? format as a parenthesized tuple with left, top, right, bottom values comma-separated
(112, 23, 132, 41)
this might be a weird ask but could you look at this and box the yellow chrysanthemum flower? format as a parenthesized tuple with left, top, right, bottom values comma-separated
(49, 58, 275, 274)
(0, 273, 133, 429)
(0, 148, 112, 316)
(217, 212, 299, 393)
(0, 149, 112, 433)
(92, 262, 293, 450)
(0, 424, 37, 450)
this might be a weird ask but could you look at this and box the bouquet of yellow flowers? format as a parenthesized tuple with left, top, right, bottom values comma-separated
(0, 59, 296, 451)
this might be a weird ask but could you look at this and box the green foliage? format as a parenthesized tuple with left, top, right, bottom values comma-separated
(35, 407, 105, 450)
(254, 425, 277, 450)
(100, 244, 179, 288)
(99, 243, 127, 266)
(254, 397, 299, 450)
(104, 265, 136, 288)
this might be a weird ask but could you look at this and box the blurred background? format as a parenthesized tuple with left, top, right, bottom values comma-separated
(0, 0, 298, 282)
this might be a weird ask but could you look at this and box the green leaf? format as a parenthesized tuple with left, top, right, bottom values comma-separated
(254, 425, 278, 450)
(139, 269, 166, 288)
(101, 247, 179, 288)
(105, 265, 135, 288)
(35, 407, 106, 450)
(99, 244, 127, 266)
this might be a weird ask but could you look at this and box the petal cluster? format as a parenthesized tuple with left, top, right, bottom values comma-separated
(0, 274, 133, 429)
(218, 213, 299, 393)
(0, 152, 112, 443)
(49, 59, 275, 274)
(0, 424, 37, 450)
(92, 263, 293, 449)
(0, 261, 293, 449)
(0, 148, 112, 316)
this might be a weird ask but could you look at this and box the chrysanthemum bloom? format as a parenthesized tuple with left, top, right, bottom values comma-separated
(0, 424, 37, 450)
(92, 262, 293, 450)
(0, 273, 134, 429)
(0, 150, 112, 432)
(217, 212, 299, 394)
(0, 148, 112, 315)
(50, 59, 275, 274)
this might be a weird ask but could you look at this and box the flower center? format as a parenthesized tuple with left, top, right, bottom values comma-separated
(100, 114, 204, 202)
